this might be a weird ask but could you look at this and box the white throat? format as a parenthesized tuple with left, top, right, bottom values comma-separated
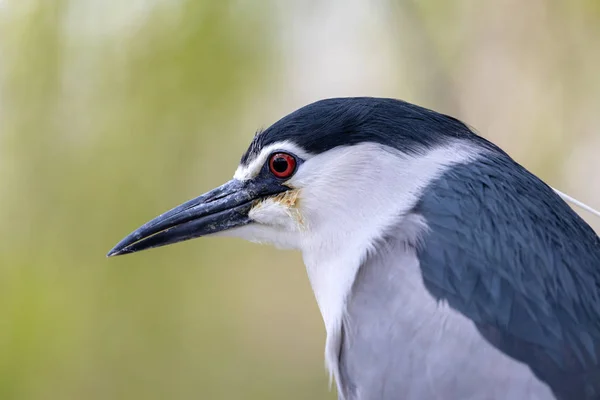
(294, 141, 483, 382)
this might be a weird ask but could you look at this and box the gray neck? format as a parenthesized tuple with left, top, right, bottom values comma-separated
(336, 215, 554, 400)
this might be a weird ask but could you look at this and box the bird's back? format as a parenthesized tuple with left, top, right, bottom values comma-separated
(338, 153, 600, 400)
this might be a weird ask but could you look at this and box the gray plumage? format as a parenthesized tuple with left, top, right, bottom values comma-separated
(339, 153, 600, 400)
(108, 97, 600, 400)
(340, 216, 554, 399)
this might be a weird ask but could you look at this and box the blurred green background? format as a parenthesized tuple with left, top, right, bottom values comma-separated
(0, 1, 599, 399)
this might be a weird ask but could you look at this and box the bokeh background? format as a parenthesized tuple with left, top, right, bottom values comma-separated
(1, 1, 599, 399)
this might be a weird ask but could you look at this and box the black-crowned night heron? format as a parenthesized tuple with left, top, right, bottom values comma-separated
(108, 97, 600, 400)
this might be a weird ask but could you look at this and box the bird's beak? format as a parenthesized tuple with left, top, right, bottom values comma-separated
(107, 179, 287, 257)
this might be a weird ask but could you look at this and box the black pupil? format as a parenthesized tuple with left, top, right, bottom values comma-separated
(272, 157, 289, 173)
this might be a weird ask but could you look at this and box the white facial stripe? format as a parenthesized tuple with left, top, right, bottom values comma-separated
(234, 141, 313, 181)
(552, 187, 600, 218)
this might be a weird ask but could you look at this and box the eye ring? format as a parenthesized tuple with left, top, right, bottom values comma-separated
(268, 152, 297, 179)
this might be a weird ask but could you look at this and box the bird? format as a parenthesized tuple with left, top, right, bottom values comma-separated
(108, 97, 600, 400)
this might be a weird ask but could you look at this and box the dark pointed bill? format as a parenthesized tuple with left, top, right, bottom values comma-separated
(107, 179, 287, 257)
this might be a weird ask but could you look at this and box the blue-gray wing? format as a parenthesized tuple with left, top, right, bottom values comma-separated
(416, 153, 600, 400)
(338, 213, 555, 400)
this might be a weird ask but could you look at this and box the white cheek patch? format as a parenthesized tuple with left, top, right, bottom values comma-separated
(214, 223, 301, 250)
(249, 191, 305, 232)
(234, 141, 313, 181)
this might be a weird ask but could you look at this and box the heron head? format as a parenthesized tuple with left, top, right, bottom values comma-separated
(107, 97, 483, 257)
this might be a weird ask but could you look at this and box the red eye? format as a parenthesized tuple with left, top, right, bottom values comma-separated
(268, 152, 297, 179)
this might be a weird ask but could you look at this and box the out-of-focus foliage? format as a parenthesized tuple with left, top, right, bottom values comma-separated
(0, 0, 598, 399)
(0, 1, 326, 399)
